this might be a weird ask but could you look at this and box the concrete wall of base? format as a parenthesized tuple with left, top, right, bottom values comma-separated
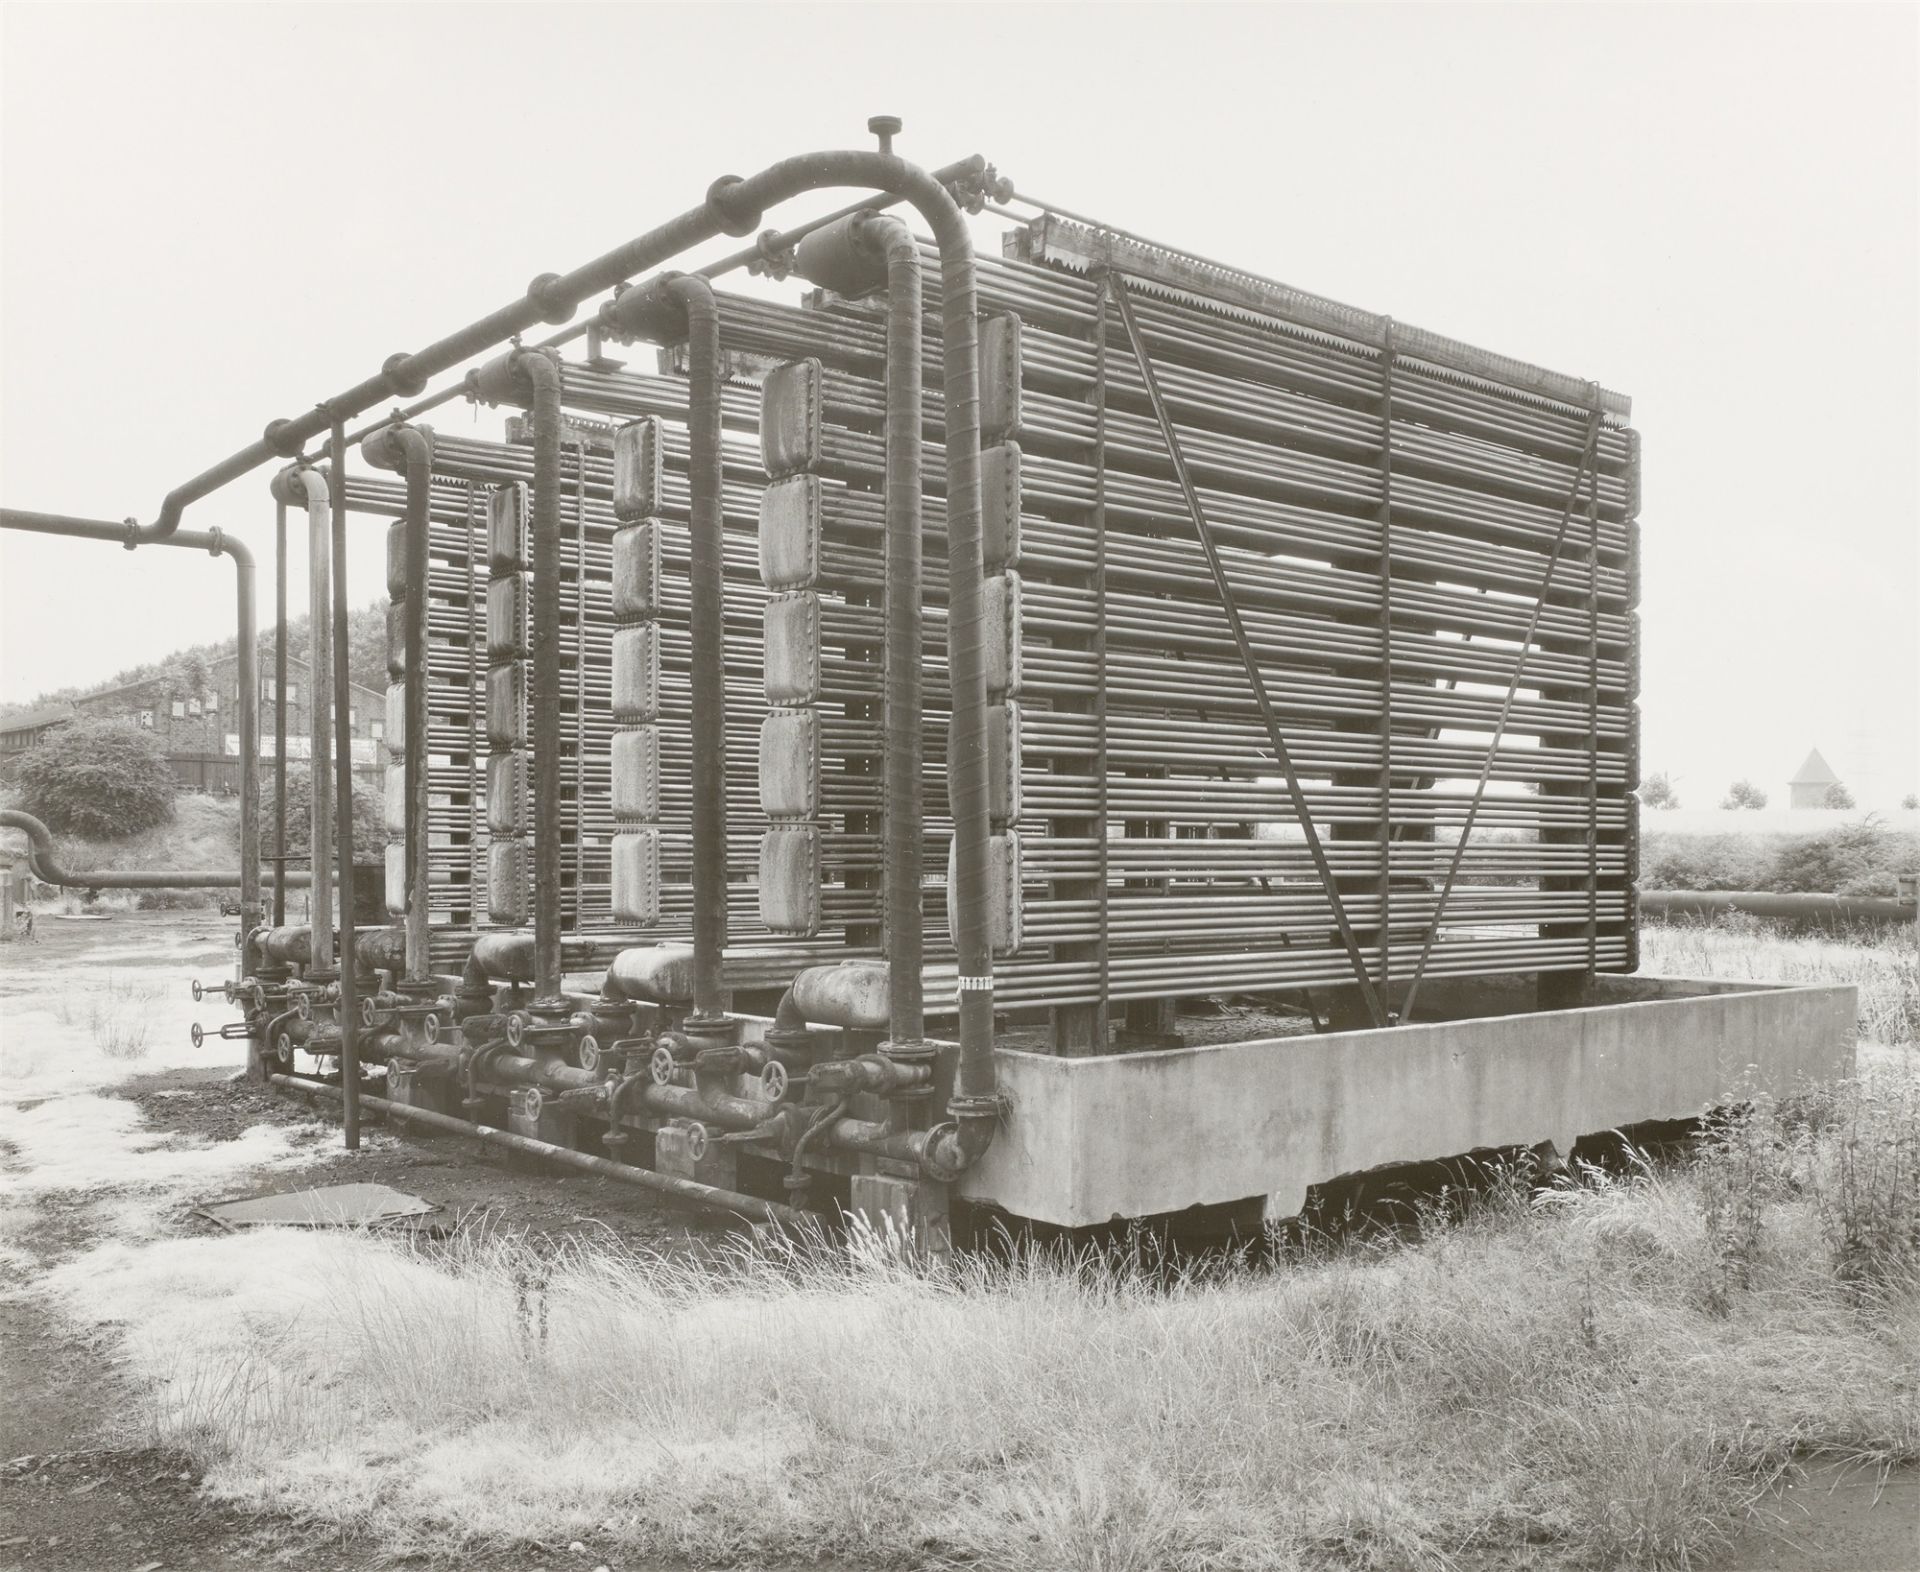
(957, 975, 1857, 1228)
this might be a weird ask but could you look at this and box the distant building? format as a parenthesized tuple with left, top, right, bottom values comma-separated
(62, 652, 383, 793)
(0, 702, 76, 762)
(1788, 748, 1840, 809)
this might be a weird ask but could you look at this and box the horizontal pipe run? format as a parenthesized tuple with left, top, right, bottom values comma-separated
(0, 813, 299, 891)
(1640, 890, 1917, 924)
(269, 1074, 802, 1225)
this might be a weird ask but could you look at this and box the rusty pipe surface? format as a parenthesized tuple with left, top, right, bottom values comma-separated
(874, 215, 928, 1046)
(364, 424, 434, 982)
(592, 272, 730, 1021)
(0, 810, 304, 890)
(267, 467, 335, 972)
(273, 499, 290, 927)
(269, 1075, 804, 1226)
(326, 418, 362, 1149)
(670, 274, 729, 1022)
(518, 350, 566, 1005)
(53, 148, 982, 549)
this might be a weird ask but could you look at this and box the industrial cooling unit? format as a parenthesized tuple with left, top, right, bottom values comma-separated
(5, 129, 1853, 1244)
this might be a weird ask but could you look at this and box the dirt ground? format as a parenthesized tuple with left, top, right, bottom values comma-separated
(3, 909, 1916, 1571)
(0, 911, 731, 1570)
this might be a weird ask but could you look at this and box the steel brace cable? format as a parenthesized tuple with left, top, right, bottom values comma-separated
(1399, 404, 1605, 1024)
(1109, 274, 1389, 1030)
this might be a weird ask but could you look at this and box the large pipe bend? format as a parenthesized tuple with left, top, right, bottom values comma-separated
(269, 464, 335, 973)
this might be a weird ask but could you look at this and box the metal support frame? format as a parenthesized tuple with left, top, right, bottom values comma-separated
(1108, 275, 1389, 1030)
(1399, 406, 1604, 1023)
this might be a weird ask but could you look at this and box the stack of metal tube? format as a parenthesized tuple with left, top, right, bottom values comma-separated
(338, 203, 1639, 1036)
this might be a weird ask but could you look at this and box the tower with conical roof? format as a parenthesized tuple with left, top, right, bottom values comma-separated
(1789, 748, 1840, 808)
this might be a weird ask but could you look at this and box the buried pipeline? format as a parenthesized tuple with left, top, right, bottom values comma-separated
(2, 119, 1856, 1247)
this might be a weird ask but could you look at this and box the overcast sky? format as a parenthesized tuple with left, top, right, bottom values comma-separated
(2, 2, 1915, 807)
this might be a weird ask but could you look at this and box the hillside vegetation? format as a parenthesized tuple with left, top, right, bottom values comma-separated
(0, 599, 390, 725)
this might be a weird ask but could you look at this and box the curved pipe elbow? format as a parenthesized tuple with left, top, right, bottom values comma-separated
(919, 1101, 1000, 1182)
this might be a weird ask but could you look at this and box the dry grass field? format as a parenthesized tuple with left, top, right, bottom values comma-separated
(12, 916, 1913, 1570)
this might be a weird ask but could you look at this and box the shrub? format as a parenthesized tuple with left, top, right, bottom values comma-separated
(15, 718, 176, 839)
(1823, 781, 1856, 810)
(1772, 817, 1915, 897)
(1641, 832, 1775, 892)
(258, 764, 384, 861)
(1719, 779, 1767, 810)
(1640, 771, 1680, 810)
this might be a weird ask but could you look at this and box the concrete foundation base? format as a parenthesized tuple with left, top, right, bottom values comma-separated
(957, 974, 1857, 1228)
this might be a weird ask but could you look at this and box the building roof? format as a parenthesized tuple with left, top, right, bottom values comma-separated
(212, 648, 385, 701)
(0, 702, 76, 735)
(1790, 748, 1839, 787)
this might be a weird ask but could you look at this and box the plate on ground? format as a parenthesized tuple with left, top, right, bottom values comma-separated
(197, 1182, 439, 1230)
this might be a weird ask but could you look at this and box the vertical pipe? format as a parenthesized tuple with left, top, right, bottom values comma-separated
(515, 350, 565, 1005)
(665, 277, 729, 1023)
(273, 500, 289, 928)
(305, 470, 335, 973)
(328, 418, 361, 1150)
(873, 225, 925, 1045)
(1582, 419, 1601, 977)
(1091, 277, 1112, 1040)
(394, 429, 433, 982)
(1376, 323, 1397, 1011)
(231, 537, 260, 951)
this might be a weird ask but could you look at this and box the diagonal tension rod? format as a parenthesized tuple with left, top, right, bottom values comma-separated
(1398, 404, 1604, 1024)
(1109, 274, 1389, 1030)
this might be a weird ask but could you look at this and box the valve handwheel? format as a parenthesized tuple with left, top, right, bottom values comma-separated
(760, 1059, 790, 1104)
(191, 980, 204, 1002)
(190, 1022, 204, 1048)
(648, 1041, 677, 1086)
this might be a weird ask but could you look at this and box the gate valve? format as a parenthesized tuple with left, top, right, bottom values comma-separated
(691, 1043, 748, 1078)
(808, 1055, 932, 1098)
(518, 1018, 586, 1055)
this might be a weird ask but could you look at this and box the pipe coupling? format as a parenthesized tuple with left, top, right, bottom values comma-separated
(381, 352, 427, 397)
(704, 175, 763, 237)
(525, 272, 574, 325)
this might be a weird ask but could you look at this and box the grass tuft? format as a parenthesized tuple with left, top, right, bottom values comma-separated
(52, 972, 163, 1060)
(40, 1067, 1918, 1572)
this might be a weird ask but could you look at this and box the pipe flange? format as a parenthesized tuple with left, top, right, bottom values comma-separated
(381, 352, 427, 397)
(525, 272, 573, 326)
(263, 418, 304, 458)
(705, 175, 762, 238)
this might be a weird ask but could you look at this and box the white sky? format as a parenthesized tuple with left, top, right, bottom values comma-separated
(2, 2, 1915, 807)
